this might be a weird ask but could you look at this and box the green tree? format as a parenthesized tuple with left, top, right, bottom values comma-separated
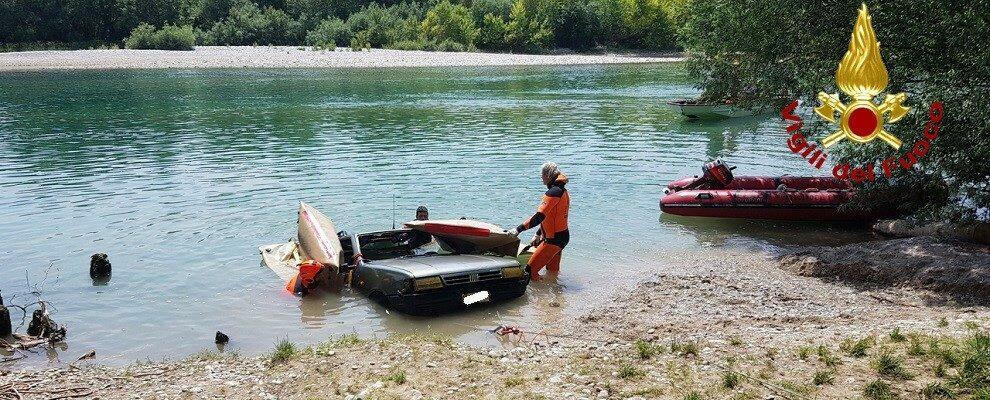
(681, 0, 990, 221)
(124, 22, 196, 49)
(305, 17, 352, 48)
(421, 1, 477, 47)
(476, 13, 509, 50)
(505, 0, 552, 52)
(202, 2, 303, 45)
(549, 0, 598, 51)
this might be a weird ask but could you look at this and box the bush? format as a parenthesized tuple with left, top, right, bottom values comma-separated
(425, 39, 467, 52)
(421, 1, 477, 47)
(350, 30, 370, 51)
(470, 0, 513, 22)
(345, 3, 422, 48)
(386, 40, 425, 51)
(124, 23, 196, 50)
(306, 17, 351, 49)
(476, 13, 508, 50)
(202, 2, 303, 45)
(549, 0, 598, 51)
(505, 0, 553, 53)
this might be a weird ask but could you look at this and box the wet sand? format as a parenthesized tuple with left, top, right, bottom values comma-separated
(0, 46, 682, 71)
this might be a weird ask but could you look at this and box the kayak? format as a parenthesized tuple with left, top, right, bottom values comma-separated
(668, 100, 758, 119)
(661, 160, 887, 222)
(403, 219, 519, 257)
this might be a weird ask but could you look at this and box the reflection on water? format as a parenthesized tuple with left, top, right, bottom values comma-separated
(0, 65, 870, 365)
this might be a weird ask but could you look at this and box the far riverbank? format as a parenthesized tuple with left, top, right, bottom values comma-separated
(0, 46, 682, 71)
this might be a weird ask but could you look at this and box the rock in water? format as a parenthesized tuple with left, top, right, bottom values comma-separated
(0, 305, 11, 337)
(90, 253, 111, 281)
(215, 331, 230, 344)
(26, 309, 45, 336)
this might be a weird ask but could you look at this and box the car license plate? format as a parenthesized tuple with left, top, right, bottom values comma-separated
(462, 291, 490, 305)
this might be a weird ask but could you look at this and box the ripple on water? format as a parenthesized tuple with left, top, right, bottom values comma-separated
(0, 64, 871, 366)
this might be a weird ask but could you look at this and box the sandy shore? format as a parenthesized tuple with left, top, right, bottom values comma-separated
(0, 46, 681, 71)
(3, 237, 989, 399)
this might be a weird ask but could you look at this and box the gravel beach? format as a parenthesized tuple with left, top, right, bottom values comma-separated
(3, 237, 989, 399)
(0, 46, 681, 71)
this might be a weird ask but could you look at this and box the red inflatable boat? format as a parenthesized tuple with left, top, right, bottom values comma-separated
(661, 161, 883, 222)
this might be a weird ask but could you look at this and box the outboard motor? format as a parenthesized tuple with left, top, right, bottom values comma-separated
(702, 159, 735, 187)
(679, 159, 736, 191)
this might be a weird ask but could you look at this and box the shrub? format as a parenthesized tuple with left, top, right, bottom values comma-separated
(470, 0, 513, 22)
(350, 30, 370, 50)
(305, 17, 351, 49)
(386, 40, 425, 51)
(476, 13, 509, 50)
(345, 3, 422, 48)
(421, 1, 477, 47)
(549, 0, 598, 51)
(426, 39, 467, 52)
(203, 3, 303, 45)
(505, 0, 553, 53)
(124, 23, 196, 50)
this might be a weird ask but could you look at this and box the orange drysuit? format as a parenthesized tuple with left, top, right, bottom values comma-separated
(517, 173, 570, 280)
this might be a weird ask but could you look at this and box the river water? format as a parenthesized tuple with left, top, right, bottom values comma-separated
(0, 64, 873, 365)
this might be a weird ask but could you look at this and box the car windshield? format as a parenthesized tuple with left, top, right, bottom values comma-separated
(356, 230, 450, 260)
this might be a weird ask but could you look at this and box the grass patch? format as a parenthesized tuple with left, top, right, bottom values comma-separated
(728, 336, 743, 346)
(863, 379, 897, 400)
(722, 370, 742, 389)
(386, 370, 406, 385)
(797, 346, 812, 360)
(812, 369, 835, 386)
(889, 327, 906, 343)
(908, 334, 928, 357)
(270, 338, 296, 364)
(635, 339, 663, 359)
(315, 334, 363, 356)
(618, 363, 644, 379)
(920, 382, 954, 399)
(683, 392, 702, 400)
(504, 376, 524, 387)
(939, 317, 950, 328)
(873, 351, 913, 380)
(842, 336, 875, 358)
(671, 340, 699, 357)
(818, 345, 842, 367)
(947, 331, 990, 390)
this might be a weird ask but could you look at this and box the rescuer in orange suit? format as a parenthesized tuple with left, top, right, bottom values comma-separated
(508, 162, 570, 281)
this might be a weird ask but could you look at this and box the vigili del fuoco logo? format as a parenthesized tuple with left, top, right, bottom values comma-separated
(781, 3, 944, 183)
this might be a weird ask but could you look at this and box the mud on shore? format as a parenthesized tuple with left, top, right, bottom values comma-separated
(2, 237, 989, 399)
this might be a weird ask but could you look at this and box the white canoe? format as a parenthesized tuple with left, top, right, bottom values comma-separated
(297, 202, 343, 273)
(403, 219, 520, 257)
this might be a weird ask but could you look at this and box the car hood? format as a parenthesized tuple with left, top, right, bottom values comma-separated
(368, 254, 520, 278)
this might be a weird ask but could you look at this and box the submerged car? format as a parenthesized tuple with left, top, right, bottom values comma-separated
(341, 226, 530, 315)
(260, 204, 530, 315)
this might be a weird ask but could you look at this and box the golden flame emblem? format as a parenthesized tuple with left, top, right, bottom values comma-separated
(815, 3, 909, 149)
